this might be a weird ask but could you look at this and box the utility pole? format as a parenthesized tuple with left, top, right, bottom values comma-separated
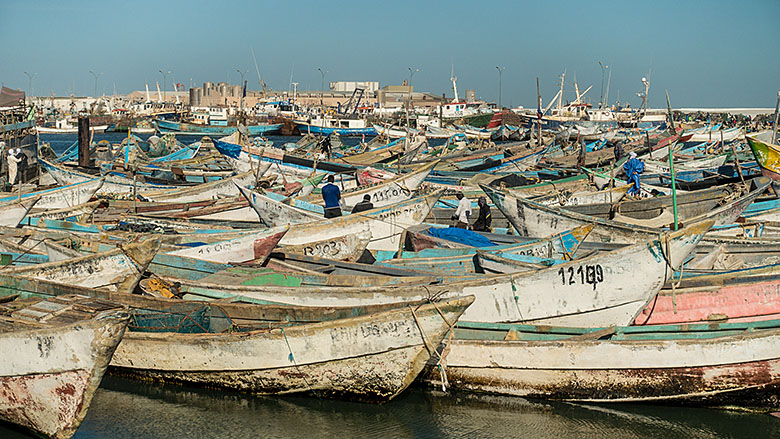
(23, 72, 36, 100)
(495, 66, 505, 109)
(159, 69, 171, 102)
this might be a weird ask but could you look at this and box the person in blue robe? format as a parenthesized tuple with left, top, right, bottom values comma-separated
(623, 151, 644, 196)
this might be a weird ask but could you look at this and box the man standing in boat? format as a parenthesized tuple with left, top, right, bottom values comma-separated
(452, 191, 472, 229)
(319, 134, 332, 160)
(472, 196, 492, 232)
(321, 175, 342, 218)
(623, 151, 645, 198)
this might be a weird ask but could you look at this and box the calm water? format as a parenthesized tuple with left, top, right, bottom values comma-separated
(2, 376, 778, 439)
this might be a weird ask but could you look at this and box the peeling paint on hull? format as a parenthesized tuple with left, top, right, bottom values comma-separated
(108, 296, 473, 402)
(0, 311, 129, 438)
(421, 323, 780, 411)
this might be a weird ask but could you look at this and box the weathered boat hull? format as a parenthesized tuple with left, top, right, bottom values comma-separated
(422, 320, 780, 410)
(636, 264, 780, 325)
(746, 131, 780, 180)
(0, 303, 129, 439)
(166, 227, 288, 263)
(108, 296, 473, 402)
(0, 198, 38, 227)
(2, 239, 159, 294)
(141, 167, 270, 203)
(0, 178, 104, 210)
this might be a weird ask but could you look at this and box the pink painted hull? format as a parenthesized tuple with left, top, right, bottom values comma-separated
(636, 279, 780, 325)
(0, 310, 129, 439)
(0, 370, 91, 437)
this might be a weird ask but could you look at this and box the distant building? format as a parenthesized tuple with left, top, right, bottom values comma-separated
(329, 81, 380, 93)
(465, 89, 476, 103)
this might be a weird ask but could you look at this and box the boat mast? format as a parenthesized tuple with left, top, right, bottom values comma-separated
(557, 71, 565, 110)
(450, 64, 459, 103)
(156, 82, 162, 103)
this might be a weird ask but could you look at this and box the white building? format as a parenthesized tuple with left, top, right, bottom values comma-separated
(329, 81, 380, 93)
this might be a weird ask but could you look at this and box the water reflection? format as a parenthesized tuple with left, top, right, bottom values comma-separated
(4, 377, 775, 439)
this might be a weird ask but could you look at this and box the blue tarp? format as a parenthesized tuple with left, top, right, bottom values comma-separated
(427, 227, 496, 247)
(213, 139, 242, 159)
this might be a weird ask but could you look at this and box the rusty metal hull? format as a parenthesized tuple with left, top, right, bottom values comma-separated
(423, 325, 780, 410)
(0, 311, 129, 438)
(108, 296, 473, 402)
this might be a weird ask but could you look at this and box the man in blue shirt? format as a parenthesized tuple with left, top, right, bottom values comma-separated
(321, 175, 342, 218)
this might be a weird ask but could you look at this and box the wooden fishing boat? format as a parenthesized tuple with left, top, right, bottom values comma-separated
(109, 295, 472, 402)
(0, 178, 104, 210)
(27, 200, 102, 221)
(422, 318, 780, 411)
(392, 224, 594, 259)
(746, 130, 780, 180)
(0, 197, 38, 227)
(166, 226, 288, 263)
(0, 295, 129, 439)
(556, 182, 742, 221)
(635, 263, 780, 325)
(0, 271, 474, 403)
(687, 126, 743, 143)
(140, 166, 270, 203)
(482, 177, 770, 243)
(154, 118, 282, 136)
(171, 221, 710, 327)
(524, 184, 631, 207)
(1, 238, 159, 294)
(40, 159, 181, 195)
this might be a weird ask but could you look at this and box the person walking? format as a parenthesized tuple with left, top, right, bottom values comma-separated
(472, 196, 492, 232)
(321, 175, 342, 218)
(351, 194, 374, 214)
(451, 191, 472, 229)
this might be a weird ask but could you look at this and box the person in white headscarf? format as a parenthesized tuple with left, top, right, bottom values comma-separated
(7, 148, 22, 186)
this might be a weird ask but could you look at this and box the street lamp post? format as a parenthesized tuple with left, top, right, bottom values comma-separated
(495, 66, 505, 109)
(89, 70, 102, 98)
(317, 68, 327, 110)
(236, 69, 248, 110)
(23, 72, 36, 100)
(159, 69, 171, 102)
(599, 61, 608, 109)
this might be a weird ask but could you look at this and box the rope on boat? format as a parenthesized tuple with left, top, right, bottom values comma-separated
(410, 297, 451, 392)
(279, 327, 320, 399)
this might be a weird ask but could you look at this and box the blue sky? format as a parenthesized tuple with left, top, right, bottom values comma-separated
(1, 0, 778, 107)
